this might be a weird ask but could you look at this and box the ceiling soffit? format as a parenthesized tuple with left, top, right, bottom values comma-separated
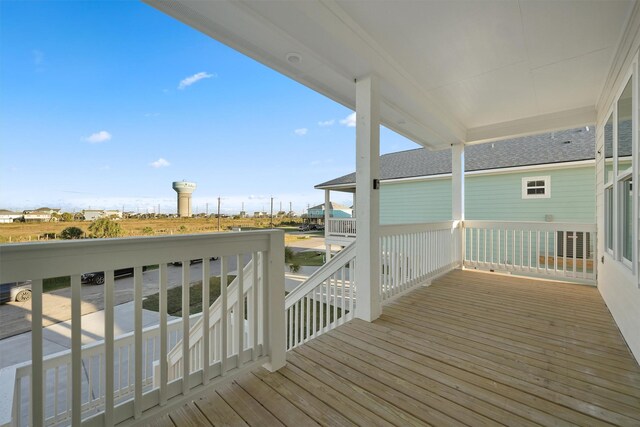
(145, 0, 632, 147)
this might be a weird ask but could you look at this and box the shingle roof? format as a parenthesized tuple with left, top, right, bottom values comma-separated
(316, 127, 595, 189)
(308, 202, 351, 211)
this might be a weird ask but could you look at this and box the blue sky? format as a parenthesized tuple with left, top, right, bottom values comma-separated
(0, 1, 419, 215)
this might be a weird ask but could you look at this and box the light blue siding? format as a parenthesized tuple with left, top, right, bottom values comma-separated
(466, 166, 595, 223)
(379, 166, 595, 224)
(380, 178, 451, 224)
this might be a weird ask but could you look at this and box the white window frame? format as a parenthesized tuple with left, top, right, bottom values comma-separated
(604, 107, 615, 256)
(521, 176, 551, 199)
(602, 56, 637, 276)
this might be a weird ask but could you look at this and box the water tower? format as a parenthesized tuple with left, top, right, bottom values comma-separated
(172, 181, 196, 217)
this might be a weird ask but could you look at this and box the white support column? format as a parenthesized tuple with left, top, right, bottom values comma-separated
(264, 230, 286, 372)
(355, 75, 381, 322)
(452, 143, 465, 265)
(324, 189, 332, 261)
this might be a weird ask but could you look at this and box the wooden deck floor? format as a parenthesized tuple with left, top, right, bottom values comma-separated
(147, 269, 640, 426)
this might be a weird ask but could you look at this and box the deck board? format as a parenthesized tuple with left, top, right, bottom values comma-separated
(148, 269, 640, 426)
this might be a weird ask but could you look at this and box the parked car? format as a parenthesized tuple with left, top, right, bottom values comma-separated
(81, 268, 135, 285)
(170, 257, 219, 266)
(0, 281, 33, 303)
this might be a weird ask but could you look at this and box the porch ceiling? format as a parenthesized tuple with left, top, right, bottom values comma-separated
(145, 0, 632, 148)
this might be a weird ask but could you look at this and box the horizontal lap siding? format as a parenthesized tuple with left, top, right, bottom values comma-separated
(380, 179, 452, 224)
(379, 166, 595, 224)
(466, 166, 595, 222)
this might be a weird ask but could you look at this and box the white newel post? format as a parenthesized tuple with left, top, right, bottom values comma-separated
(452, 143, 465, 265)
(355, 75, 382, 322)
(325, 189, 332, 261)
(265, 230, 286, 372)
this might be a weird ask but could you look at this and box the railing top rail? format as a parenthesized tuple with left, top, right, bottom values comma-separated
(463, 220, 596, 233)
(328, 218, 356, 222)
(285, 242, 355, 309)
(379, 221, 458, 237)
(0, 230, 280, 283)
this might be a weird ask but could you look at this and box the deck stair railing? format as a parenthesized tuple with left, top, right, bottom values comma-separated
(285, 242, 356, 350)
(164, 257, 257, 382)
(462, 221, 597, 284)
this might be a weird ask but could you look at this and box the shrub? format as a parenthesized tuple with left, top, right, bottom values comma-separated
(60, 226, 84, 239)
(142, 226, 154, 235)
(88, 217, 123, 238)
(284, 246, 294, 264)
(289, 263, 301, 273)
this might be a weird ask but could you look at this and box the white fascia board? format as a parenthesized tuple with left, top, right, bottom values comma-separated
(316, 159, 595, 190)
(381, 159, 595, 185)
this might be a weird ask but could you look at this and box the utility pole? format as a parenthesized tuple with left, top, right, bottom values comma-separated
(217, 197, 221, 231)
(289, 201, 292, 214)
(270, 197, 274, 228)
(206, 202, 209, 216)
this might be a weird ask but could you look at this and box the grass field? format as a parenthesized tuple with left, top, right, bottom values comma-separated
(0, 217, 304, 243)
(142, 275, 236, 316)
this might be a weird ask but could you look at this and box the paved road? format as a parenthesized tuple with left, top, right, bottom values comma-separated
(0, 257, 248, 341)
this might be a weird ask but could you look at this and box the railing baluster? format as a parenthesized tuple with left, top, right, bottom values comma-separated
(572, 231, 577, 277)
(71, 274, 82, 425)
(181, 260, 190, 392)
(159, 263, 168, 404)
(221, 256, 228, 375)
(31, 278, 44, 427)
(134, 265, 143, 417)
(312, 287, 318, 337)
(252, 252, 259, 361)
(104, 270, 115, 426)
(563, 230, 567, 276)
(202, 257, 210, 383)
(237, 254, 244, 366)
(341, 266, 346, 325)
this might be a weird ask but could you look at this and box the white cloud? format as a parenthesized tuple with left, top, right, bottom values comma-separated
(150, 158, 170, 168)
(144, 112, 160, 117)
(340, 112, 356, 127)
(32, 49, 44, 65)
(294, 128, 308, 136)
(178, 72, 215, 90)
(85, 130, 112, 143)
(318, 119, 335, 127)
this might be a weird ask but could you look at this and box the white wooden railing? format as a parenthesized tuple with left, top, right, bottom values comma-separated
(8, 318, 186, 427)
(380, 221, 462, 301)
(462, 221, 597, 284)
(326, 218, 356, 238)
(285, 242, 356, 350)
(0, 231, 285, 427)
(165, 258, 257, 382)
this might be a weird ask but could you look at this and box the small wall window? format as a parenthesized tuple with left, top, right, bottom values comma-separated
(522, 176, 550, 199)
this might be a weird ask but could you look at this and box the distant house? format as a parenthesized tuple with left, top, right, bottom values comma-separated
(30, 207, 61, 216)
(0, 210, 23, 223)
(82, 209, 122, 221)
(305, 202, 352, 225)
